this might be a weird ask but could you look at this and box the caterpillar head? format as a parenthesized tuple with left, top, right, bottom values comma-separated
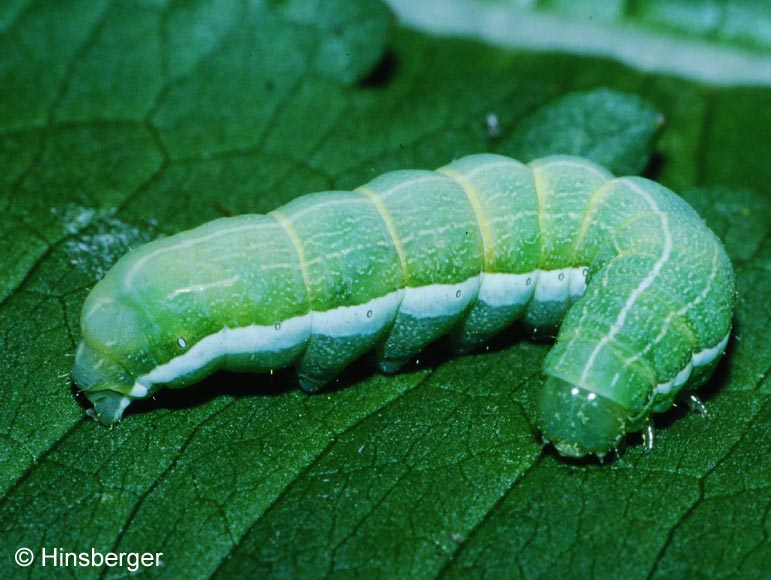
(72, 341, 136, 425)
(72, 278, 148, 425)
(536, 376, 629, 459)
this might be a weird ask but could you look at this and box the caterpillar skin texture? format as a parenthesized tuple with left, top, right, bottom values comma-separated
(72, 154, 735, 458)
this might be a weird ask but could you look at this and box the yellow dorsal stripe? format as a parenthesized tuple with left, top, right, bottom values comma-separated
(572, 179, 615, 258)
(271, 210, 313, 302)
(355, 186, 410, 286)
(437, 166, 493, 269)
(531, 163, 547, 268)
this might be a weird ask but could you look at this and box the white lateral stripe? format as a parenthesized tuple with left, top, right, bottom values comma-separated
(693, 332, 730, 367)
(569, 267, 589, 299)
(534, 269, 568, 303)
(117, 397, 131, 415)
(654, 363, 692, 396)
(674, 363, 693, 386)
(478, 272, 536, 308)
(478, 266, 588, 309)
(139, 314, 313, 385)
(534, 267, 588, 303)
(654, 331, 730, 396)
(312, 290, 403, 336)
(129, 383, 148, 397)
(399, 276, 480, 318)
(133, 267, 592, 392)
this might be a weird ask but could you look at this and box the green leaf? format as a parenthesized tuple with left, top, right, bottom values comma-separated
(1, 1, 770, 579)
(501, 87, 663, 174)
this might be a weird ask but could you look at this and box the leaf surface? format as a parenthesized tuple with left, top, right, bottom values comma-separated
(1, 1, 769, 578)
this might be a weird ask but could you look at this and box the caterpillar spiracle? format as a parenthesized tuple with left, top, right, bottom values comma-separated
(72, 154, 735, 458)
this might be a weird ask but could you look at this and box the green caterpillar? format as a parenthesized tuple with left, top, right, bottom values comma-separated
(72, 154, 735, 458)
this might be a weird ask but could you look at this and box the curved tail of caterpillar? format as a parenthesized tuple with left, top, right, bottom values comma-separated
(72, 154, 734, 458)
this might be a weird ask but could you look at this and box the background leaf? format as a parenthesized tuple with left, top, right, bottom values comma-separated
(1, 1, 770, 578)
